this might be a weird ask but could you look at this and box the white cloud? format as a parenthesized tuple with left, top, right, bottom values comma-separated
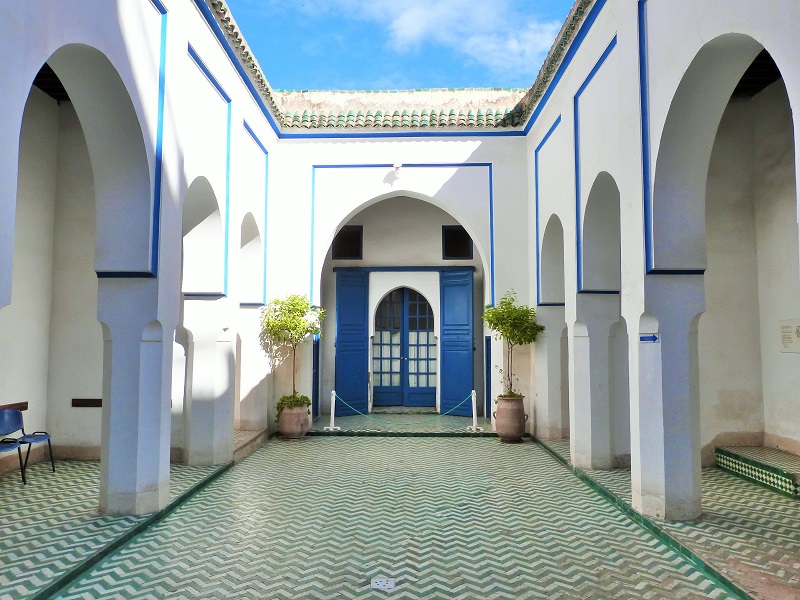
(236, 0, 564, 80)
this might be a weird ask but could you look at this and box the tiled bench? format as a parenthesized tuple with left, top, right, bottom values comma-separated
(715, 446, 800, 498)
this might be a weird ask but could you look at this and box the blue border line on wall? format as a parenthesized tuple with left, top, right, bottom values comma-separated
(184, 293, 227, 299)
(148, 0, 167, 14)
(150, 9, 168, 276)
(188, 44, 233, 294)
(638, 0, 655, 273)
(187, 44, 231, 103)
(243, 120, 270, 304)
(309, 163, 494, 304)
(574, 36, 617, 292)
(534, 115, 562, 306)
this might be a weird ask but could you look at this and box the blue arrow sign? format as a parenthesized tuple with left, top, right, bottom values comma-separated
(639, 334, 659, 343)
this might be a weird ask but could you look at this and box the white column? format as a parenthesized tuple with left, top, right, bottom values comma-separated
(534, 307, 567, 439)
(632, 275, 704, 520)
(183, 297, 235, 465)
(571, 294, 619, 469)
(98, 278, 172, 515)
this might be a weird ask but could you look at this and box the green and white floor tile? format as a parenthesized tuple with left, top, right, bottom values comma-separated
(54, 438, 734, 599)
(538, 438, 800, 599)
(0, 460, 220, 600)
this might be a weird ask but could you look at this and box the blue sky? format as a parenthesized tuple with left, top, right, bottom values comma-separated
(221, 0, 576, 91)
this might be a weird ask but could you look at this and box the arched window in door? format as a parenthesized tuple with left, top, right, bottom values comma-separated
(372, 288, 437, 407)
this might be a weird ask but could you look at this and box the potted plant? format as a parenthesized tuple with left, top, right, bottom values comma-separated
(259, 294, 325, 439)
(483, 291, 544, 442)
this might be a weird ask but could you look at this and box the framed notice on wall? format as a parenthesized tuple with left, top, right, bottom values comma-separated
(779, 320, 800, 353)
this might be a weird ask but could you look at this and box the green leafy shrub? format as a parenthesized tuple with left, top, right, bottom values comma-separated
(259, 294, 325, 397)
(275, 393, 312, 420)
(483, 291, 544, 396)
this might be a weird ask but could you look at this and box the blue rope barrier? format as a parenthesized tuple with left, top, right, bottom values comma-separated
(333, 393, 474, 426)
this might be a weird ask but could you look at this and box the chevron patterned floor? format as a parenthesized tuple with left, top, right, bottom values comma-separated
(53, 438, 733, 599)
(539, 438, 800, 599)
(0, 460, 219, 600)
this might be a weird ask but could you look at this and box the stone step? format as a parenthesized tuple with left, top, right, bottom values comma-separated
(715, 446, 800, 498)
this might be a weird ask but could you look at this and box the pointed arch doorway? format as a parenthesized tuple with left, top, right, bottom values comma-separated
(372, 287, 437, 408)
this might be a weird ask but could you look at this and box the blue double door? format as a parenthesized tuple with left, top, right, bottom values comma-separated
(334, 269, 473, 417)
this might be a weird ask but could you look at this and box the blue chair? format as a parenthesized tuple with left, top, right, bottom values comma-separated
(0, 410, 54, 477)
(0, 437, 26, 484)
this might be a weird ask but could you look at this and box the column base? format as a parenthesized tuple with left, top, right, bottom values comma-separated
(100, 484, 169, 515)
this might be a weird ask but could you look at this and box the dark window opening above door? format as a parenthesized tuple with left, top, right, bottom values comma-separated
(332, 225, 363, 259)
(442, 225, 472, 260)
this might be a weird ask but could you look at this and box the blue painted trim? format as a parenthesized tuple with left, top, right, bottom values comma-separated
(310, 162, 493, 303)
(333, 266, 476, 273)
(148, 10, 168, 277)
(534, 115, 562, 305)
(488, 164, 495, 305)
(310, 167, 317, 300)
(187, 44, 231, 103)
(240, 302, 265, 308)
(292, 131, 525, 140)
(148, 0, 167, 14)
(223, 104, 232, 295)
(243, 120, 270, 304)
(538, 302, 566, 307)
(184, 293, 227, 299)
(578, 290, 620, 295)
(639, 0, 655, 273)
(268, 152, 269, 304)
(522, 0, 609, 135)
(574, 36, 618, 292)
(96, 271, 157, 279)
(484, 335, 492, 417)
(243, 120, 268, 154)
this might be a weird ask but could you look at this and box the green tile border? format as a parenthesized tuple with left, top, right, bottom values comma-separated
(715, 448, 798, 498)
(32, 462, 233, 600)
(535, 438, 753, 600)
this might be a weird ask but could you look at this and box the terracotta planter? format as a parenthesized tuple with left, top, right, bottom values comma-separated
(493, 396, 528, 443)
(278, 405, 310, 439)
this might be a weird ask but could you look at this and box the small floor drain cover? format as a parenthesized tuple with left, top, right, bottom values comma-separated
(370, 577, 396, 590)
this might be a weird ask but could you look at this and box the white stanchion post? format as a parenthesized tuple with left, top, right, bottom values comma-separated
(324, 390, 341, 431)
(467, 389, 483, 432)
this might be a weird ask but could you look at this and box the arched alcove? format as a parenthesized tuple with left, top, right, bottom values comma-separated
(581, 172, 621, 292)
(239, 212, 263, 303)
(182, 177, 224, 294)
(540, 214, 566, 304)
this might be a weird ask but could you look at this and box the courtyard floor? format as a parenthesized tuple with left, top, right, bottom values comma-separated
(7, 432, 791, 599)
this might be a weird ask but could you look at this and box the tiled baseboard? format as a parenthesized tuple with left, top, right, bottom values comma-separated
(715, 447, 799, 498)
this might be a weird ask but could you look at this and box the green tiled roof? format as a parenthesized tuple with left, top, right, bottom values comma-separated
(281, 106, 524, 129)
(205, 0, 595, 131)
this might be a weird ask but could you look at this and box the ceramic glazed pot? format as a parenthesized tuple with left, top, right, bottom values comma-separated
(493, 396, 528, 443)
(278, 405, 310, 439)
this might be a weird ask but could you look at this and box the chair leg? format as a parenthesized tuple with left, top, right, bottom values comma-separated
(17, 446, 26, 485)
(23, 443, 32, 472)
(47, 439, 55, 472)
